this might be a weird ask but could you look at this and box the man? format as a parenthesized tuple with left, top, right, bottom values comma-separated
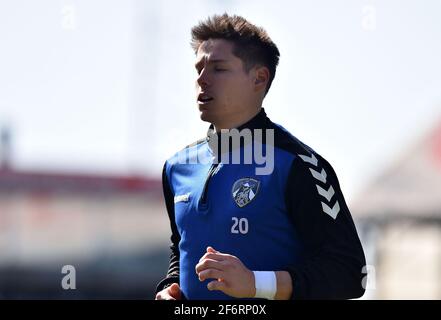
(155, 13, 366, 300)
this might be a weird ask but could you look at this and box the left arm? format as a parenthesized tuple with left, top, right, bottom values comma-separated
(282, 156, 367, 299)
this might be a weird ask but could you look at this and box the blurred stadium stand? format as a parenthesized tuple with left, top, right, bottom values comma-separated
(0, 163, 170, 299)
(352, 118, 441, 299)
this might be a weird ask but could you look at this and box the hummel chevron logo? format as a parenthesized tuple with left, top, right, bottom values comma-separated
(309, 168, 327, 184)
(299, 153, 318, 166)
(321, 201, 340, 220)
(316, 185, 335, 202)
(299, 152, 340, 220)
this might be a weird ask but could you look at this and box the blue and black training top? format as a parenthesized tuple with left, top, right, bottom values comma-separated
(156, 108, 366, 300)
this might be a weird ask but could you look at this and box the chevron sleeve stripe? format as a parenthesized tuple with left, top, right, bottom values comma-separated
(284, 155, 367, 299)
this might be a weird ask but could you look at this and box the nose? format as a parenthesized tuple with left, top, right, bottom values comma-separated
(197, 68, 210, 87)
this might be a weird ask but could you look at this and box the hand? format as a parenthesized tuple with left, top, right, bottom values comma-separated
(195, 246, 256, 298)
(155, 283, 182, 300)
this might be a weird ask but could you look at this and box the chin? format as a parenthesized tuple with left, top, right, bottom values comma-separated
(198, 108, 213, 123)
(199, 111, 212, 123)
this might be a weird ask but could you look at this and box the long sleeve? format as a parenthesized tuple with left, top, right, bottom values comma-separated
(155, 163, 181, 294)
(285, 154, 366, 299)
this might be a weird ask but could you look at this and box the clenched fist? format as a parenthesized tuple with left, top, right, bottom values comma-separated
(195, 246, 256, 298)
(155, 282, 182, 300)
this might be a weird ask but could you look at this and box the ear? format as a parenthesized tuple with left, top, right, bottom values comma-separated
(253, 66, 270, 91)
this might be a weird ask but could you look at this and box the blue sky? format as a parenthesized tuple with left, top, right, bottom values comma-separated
(0, 0, 440, 202)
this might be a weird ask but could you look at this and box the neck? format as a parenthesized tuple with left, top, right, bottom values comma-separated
(213, 107, 262, 132)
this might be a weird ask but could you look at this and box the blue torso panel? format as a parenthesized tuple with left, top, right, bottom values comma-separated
(165, 138, 304, 299)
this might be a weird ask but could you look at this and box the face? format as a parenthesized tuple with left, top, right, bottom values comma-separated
(195, 39, 258, 129)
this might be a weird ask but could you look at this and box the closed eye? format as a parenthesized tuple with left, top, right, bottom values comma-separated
(195, 67, 227, 74)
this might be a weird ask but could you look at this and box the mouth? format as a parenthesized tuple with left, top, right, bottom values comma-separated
(198, 93, 214, 105)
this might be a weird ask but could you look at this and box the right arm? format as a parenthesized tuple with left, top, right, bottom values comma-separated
(155, 163, 182, 298)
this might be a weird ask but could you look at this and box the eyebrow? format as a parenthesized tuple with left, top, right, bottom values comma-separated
(195, 59, 229, 69)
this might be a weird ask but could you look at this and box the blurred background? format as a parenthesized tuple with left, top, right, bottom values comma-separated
(0, 0, 440, 299)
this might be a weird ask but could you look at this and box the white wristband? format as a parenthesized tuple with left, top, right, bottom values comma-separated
(253, 271, 277, 300)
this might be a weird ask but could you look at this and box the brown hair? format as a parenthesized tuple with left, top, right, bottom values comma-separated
(191, 13, 280, 96)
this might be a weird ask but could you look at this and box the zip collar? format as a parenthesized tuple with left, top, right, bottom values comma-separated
(205, 108, 271, 162)
(206, 108, 269, 139)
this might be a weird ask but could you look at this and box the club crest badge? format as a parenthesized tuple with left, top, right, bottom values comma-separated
(231, 178, 260, 208)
